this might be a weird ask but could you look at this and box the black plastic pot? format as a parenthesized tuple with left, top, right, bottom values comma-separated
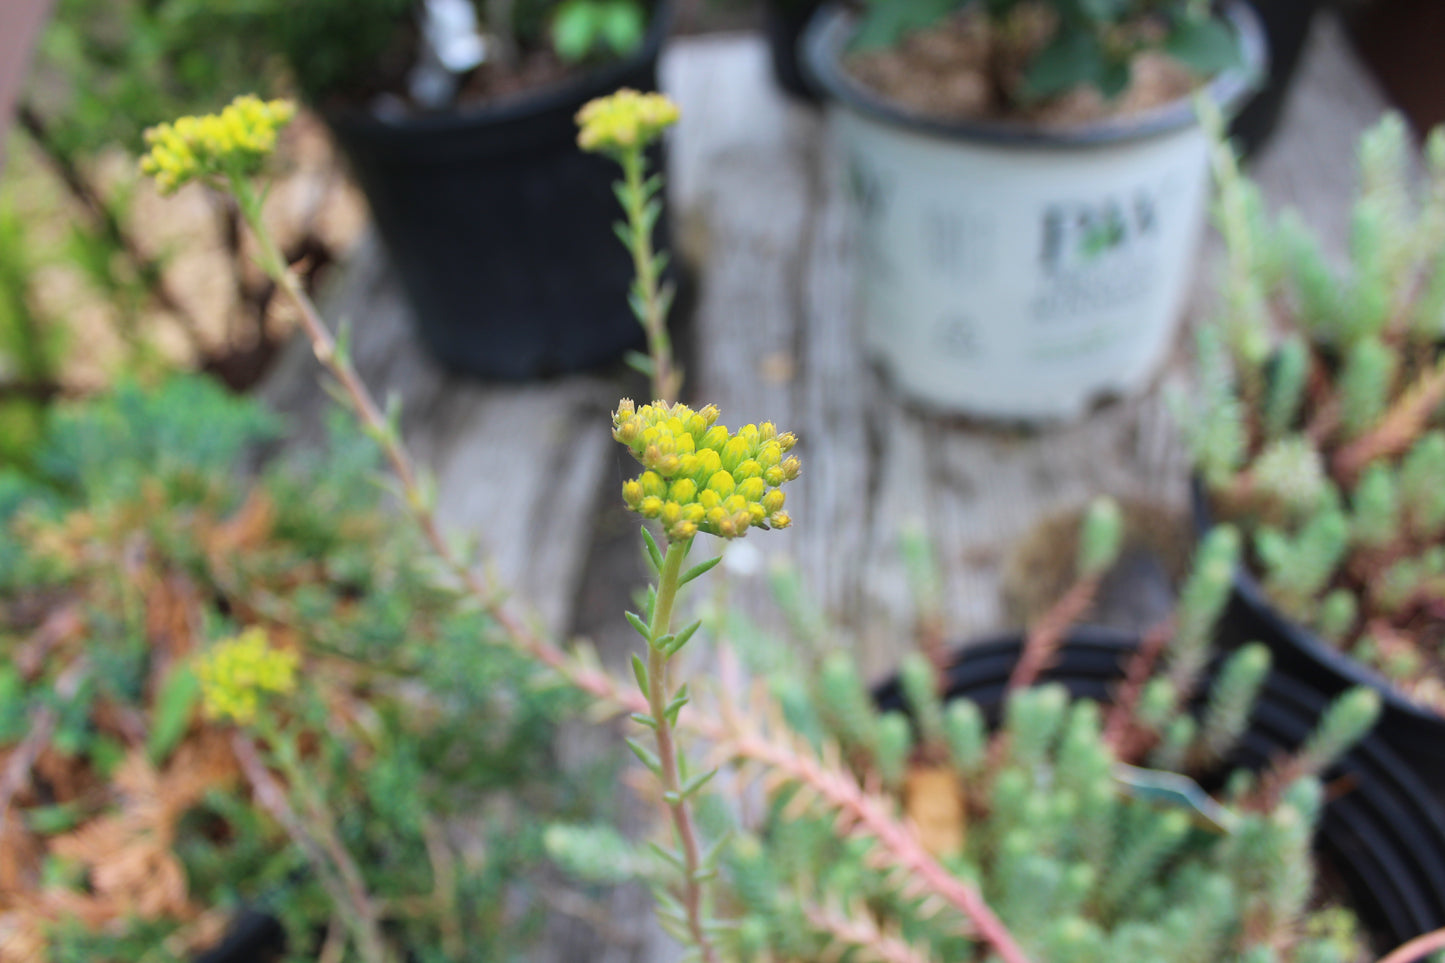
(192, 909, 286, 962)
(1230, 0, 1325, 158)
(873, 627, 1445, 950)
(764, 0, 822, 103)
(1190, 478, 1445, 803)
(324, 10, 672, 380)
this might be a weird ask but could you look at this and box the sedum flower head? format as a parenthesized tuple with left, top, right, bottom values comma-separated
(195, 627, 300, 725)
(139, 95, 296, 195)
(613, 399, 798, 542)
(576, 88, 680, 155)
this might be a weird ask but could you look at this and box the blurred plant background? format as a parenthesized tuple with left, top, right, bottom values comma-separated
(0, 376, 614, 960)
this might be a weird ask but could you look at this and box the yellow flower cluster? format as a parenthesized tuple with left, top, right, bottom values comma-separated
(195, 627, 300, 725)
(139, 95, 296, 195)
(614, 399, 799, 542)
(576, 88, 680, 155)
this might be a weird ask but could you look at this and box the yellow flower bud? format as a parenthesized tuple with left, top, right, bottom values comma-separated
(763, 466, 785, 487)
(699, 489, 722, 511)
(639, 496, 664, 517)
(721, 436, 751, 473)
(747, 502, 766, 524)
(698, 404, 720, 425)
(660, 501, 683, 527)
(622, 480, 644, 506)
(669, 478, 698, 503)
(737, 477, 766, 502)
(778, 432, 799, 452)
(756, 443, 782, 469)
(770, 511, 792, 529)
(762, 489, 785, 514)
(759, 422, 777, 441)
(696, 449, 723, 479)
(781, 457, 801, 481)
(640, 471, 667, 499)
(707, 471, 736, 497)
(735, 460, 763, 481)
(699, 426, 729, 451)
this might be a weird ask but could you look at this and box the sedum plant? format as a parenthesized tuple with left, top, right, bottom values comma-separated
(0, 377, 604, 961)
(1185, 112, 1445, 706)
(139, 91, 1445, 963)
(555, 511, 1381, 963)
(845, 0, 1242, 114)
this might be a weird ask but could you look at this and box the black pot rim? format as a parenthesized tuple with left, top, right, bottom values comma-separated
(323, 1, 673, 134)
(1188, 475, 1445, 726)
(801, 0, 1267, 149)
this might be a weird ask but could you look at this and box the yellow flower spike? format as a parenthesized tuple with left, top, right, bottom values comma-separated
(139, 95, 296, 195)
(194, 627, 299, 726)
(576, 88, 681, 156)
(611, 399, 799, 541)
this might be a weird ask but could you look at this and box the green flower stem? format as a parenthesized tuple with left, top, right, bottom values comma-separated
(620, 146, 677, 403)
(644, 538, 721, 963)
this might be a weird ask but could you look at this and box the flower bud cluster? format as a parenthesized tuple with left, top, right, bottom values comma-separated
(140, 95, 296, 195)
(576, 88, 680, 156)
(613, 399, 798, 542)
(195, 626, 300, 725)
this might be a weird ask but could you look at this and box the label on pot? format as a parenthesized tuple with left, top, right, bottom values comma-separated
(834, 107, 1211, 420)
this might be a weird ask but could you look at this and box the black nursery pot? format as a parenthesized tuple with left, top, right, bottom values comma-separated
(192, 909, 286, 963)
(1230, 0, 1324, 158)
(1190, 478, 1445, 802)
(873, 627, 1445, 950)
(324, 10, 671, 380)
(764, 0, 822, 103)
